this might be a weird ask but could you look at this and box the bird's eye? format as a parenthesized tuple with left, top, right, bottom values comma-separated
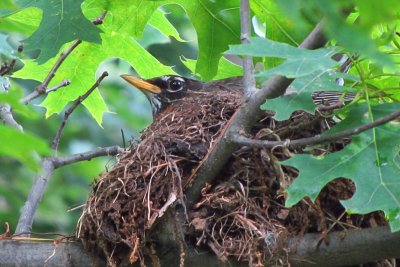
(169, 78, 184, 91)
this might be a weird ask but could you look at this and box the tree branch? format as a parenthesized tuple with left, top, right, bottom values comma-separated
(15, 145, 122, 236)
(15, 159, 55, 236)
(51, 71, 109, 151)
(0, 104, 23, 131)
(239, 0, 256, 97)
(53, 145, 124, 168)
(3, 226, 400, 266)
(21, 80, 71, 105)
(185, 22, 327, 208)
(35, 40, 82, 95)
(233, 108, 400, 149)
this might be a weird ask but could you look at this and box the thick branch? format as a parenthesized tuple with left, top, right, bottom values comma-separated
(15, 146, 122, 236)
(2, 226, 399, 266)
(233, 108, 400, 148)
(51, 71, 109, 151)
(15, 159, 55, 235)
(185, 22, 327, 207)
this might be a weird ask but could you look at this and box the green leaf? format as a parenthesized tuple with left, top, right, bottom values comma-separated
(88, 0, 162, 39)
(0, 7, 41, 35)
(0, 0, 16, 9)
(0, 33, 17, 59)
(0, 86, 32, 117)
(182, 56, 242, 80)
(353, 0, 400, 28)
(250, 0, 313, 46)
(227, 37, 339, 78)
(263, 71, 358, 120)
(149, 9, 185, 42)
(177, 0, 241, 80)
(14, 0, 102, 63)
(0, 0, 17, 15)
(0, 124, 51, 170)
(285, 103, 400, 231)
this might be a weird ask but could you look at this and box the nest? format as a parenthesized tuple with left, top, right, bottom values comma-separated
(78, 89, 386, 266)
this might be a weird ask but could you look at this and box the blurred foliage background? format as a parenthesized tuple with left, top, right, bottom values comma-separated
(0, 4, 197, 234)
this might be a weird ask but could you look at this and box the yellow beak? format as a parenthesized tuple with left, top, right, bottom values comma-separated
(120, 74, 161, 94)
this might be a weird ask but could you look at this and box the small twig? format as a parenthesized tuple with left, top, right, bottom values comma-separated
(233, 109, 400, 149)
(53, 145, 124, 168)
(51, 71, 108, 151)
(46, 80, 71, 93)
(20, 80, 71, 104)
(0, 104, 23, 131)
(92, 10, 108, 25)
(15, 145, 122, 236)
(35, 40, 82, 95)
(240, 0, 256, 97)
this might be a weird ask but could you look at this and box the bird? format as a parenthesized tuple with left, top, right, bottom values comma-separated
(121, 74, 357, 116)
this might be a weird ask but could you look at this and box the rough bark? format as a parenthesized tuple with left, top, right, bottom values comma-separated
(2, 226, 399, 267)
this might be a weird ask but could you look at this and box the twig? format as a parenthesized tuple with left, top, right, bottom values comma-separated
(0, 104, 23, 131)
(15, 145, 123, 236)
(185, 22, 327, 208)
(233, 108, 400, 148)
(20, 80, 71, 104)
(35, 40, 82, 95)
(46, 80, 71, 93)
(51, 71, 109, 151)
(239, 0, 256, 97)
(53, 145, 124, 168)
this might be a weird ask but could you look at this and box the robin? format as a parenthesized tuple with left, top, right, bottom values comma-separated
(121, 74, 356, 116)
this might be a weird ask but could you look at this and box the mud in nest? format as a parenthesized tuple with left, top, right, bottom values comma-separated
(78, 90, 386, 266)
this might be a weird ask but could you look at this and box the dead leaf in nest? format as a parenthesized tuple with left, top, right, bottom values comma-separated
(276, 209, 290, 220)
(129, 236, 140, 263)
(191, 217, 207, 231)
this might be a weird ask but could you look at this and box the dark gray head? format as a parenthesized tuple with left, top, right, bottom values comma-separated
(121, 74, 205, 115)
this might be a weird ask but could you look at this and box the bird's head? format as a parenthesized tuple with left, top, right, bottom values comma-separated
(121, 74, 205, 115)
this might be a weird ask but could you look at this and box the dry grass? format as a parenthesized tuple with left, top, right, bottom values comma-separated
(77, 89, 386, 266)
